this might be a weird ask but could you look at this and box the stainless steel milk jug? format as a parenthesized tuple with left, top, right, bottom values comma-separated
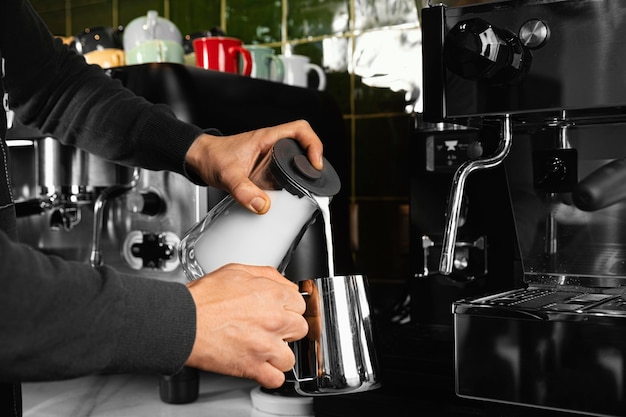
(291, 274, 381, 396)
(178, 138, 341, 280)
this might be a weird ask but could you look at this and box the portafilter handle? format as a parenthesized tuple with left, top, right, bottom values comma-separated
(439, 114, 513, 275)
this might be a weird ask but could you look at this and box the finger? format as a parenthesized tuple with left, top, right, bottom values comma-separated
(229, 179, 271, 214)
(281, 311, 308, 341)
(276, 120, 324, 170)
(266, 339, 297, 372)
(254, 362, 288, 389)
(222, 264, 296, 287)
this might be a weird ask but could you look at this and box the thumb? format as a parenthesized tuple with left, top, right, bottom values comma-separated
(231, 179, 271, 214)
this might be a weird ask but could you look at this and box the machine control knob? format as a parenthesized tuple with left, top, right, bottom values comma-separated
(122, 231, 180, 271)
(126, 190, 164, 216)
(444, 18, 531, 85)
(518, 19, 549, 49)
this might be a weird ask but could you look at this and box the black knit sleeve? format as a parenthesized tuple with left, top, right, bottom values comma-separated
(0, 230, 196, 380)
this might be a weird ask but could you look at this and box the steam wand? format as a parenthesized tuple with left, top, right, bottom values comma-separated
(439, 114, 513, 275)
(89, 168, 141, 267)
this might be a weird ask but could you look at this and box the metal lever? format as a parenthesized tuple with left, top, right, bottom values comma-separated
(439, 115, 513, 275)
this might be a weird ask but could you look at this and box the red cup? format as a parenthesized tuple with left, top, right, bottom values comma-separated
(192, 37, 252, 76)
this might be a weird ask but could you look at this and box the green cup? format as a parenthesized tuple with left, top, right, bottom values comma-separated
(245, 45, 284, 82)
(126, 39, 184, 65)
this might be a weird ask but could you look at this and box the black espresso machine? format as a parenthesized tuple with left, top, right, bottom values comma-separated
(418, 1, 626, 416)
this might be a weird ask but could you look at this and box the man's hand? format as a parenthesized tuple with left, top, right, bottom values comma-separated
(184, 264, 308, 388)
(185, 120, 323, 214)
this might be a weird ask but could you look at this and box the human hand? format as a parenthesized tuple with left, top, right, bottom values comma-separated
(184, 120, 324, 214)
(184, 264, 308, 388)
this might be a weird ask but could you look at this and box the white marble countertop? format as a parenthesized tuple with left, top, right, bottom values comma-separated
(22, 372, 293, 417)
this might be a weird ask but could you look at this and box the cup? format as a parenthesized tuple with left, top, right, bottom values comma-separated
(84, 48, 126, 68)
(71, 26, 124, 55)
(193, 37, 252, 76)
(123, 11, 182, 54)
(246, 45, 284, 82)
(183, 28, 226, 54)
(289, 275, 381, 396)
(125, 39, 184, 65)
(278, 54, 326, 91)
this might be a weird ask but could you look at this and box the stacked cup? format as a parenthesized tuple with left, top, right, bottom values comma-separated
(123, 11, 184, 65)
(192, 36, 253, 76)
(70, 26, 125, 69)
(277, 54, 326, 90)
(245, 45, 285, 82)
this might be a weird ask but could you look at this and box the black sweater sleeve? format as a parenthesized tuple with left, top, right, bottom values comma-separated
(0, 231, 197, 380)
(0, 0, 200, 381)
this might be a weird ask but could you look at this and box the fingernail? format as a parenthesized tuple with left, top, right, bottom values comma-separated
(316, 156, 324, 170)
(250, 197, 267, 213)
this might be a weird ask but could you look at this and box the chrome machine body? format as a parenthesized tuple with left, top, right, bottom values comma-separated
(419, 1, 626, 415)
(8, 122, 205, 283)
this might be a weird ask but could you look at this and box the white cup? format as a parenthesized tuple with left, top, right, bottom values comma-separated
(277, 54, 326, 91)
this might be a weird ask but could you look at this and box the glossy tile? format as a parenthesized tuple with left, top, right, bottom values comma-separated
(31, 0, 66, 13)
(71, 0, 109, 7)
(170, 0, 222, 36)
(118, 1, 164, 29)
(354, 116, 410, 197)
(37, 9, 67, 35)
(71, 3, 113, 34)
(353, 0, 420, 30)
(225, 0, 282, 44)
(353, 200, 410, 280)
(352, 28, 422, 114)
(287, 0, 350, 39)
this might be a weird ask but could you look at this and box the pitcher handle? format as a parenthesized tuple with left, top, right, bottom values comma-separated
(285, 291, 316, 383)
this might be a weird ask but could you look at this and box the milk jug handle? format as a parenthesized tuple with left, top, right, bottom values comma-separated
(285, 291, 316, 383)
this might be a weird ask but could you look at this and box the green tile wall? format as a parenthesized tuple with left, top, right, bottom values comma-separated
(30, 0, 437, 283)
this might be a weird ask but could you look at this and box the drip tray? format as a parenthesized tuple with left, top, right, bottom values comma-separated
(469, 287, 626, 316)
(454, 285, 626, 416)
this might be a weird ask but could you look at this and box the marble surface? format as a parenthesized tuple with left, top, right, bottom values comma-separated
(22, 372, 269, 417)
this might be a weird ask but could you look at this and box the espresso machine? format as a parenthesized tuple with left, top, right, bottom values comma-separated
(8, 122, 202, 282)
(416, 0, 626, 415)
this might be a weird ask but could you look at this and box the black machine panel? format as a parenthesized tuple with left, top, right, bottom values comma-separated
(423, 0, 626, 123)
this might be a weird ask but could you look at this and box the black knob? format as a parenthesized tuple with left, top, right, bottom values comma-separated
(573, 158, 626, 211)
(140, 191, 164, 216)
(444, 18, 531, 85)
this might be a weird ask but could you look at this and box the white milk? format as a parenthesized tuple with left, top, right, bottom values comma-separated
(313, 195, 335, 277)
(192, 189, 318, 273)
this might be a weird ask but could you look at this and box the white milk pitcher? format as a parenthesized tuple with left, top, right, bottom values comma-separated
(178, 138, 341, 280)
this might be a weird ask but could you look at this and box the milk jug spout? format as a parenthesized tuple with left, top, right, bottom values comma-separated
(178, 138, 341, 280)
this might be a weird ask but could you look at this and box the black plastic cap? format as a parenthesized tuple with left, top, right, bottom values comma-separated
(271, 139, 341, 197)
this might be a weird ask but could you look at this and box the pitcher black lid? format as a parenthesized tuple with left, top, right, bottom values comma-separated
(271, 138, 341, 197)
